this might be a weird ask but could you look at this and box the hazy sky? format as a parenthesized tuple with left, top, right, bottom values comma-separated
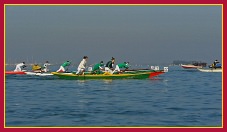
(6, 5, 222, 65)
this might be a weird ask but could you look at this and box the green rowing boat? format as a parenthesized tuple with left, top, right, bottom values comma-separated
(51, 70, 164, 80)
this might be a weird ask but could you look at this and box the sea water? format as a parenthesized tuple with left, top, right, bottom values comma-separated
(5, 66, 222, 127)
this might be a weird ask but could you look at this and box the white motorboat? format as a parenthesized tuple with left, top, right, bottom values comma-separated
(197, 68, 222, 72)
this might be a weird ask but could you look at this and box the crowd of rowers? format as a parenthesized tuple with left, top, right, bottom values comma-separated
(13, 56, 130, 75)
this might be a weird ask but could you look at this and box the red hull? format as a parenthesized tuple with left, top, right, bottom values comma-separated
(6, 71, 26, 75)
(149, 71, 165, 78)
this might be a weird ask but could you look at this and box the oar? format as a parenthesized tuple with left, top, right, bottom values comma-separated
(65, 64, 73, 73)
(83, 68, 85, 79)
(65, 66, 69, 73)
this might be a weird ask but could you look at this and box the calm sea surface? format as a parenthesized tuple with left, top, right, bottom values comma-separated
(5, 66, 222, 127)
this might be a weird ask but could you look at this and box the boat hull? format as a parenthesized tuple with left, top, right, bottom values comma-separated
(51, 72, 155, 80)
(25, 72, 53, 76)
(197, 68, 222, 72)
(124, 70, 165, 78)
(5, 71, 26, 75)
(149, 71, 165, 78)
(181, 64, 202, 69)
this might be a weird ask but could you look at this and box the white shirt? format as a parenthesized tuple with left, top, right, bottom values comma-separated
(78, 59, 87, 69)
(43, 63, 50, 68)
(17, 63, 25, 67)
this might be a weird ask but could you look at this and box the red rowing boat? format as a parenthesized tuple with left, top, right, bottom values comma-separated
(5, 71, 26, 75)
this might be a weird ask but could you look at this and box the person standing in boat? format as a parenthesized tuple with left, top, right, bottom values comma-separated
(42, 61, 50, 72)
(113, 62, 130, 73)
(212, 60, 220, 69)
(76, 56, 88, 75)
(92, 61, 104, 74)
(105, 57, 115, 74)
(14, 62, 26, 72)
(56, 61, 71, 72)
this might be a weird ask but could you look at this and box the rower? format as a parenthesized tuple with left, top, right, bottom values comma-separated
(32, 64, 42, 72)
(42, 61, 50, 72)
(113, 62, 130, 73)
(76, 56, 88, 75)
(105, 57, 115, 74)
(92, 61, 104, 74)
(56, 61, 71, 72)
(14, 62, 26, 72)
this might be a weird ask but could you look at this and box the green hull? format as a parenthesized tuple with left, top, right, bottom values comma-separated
(51, 72, 151, 80)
